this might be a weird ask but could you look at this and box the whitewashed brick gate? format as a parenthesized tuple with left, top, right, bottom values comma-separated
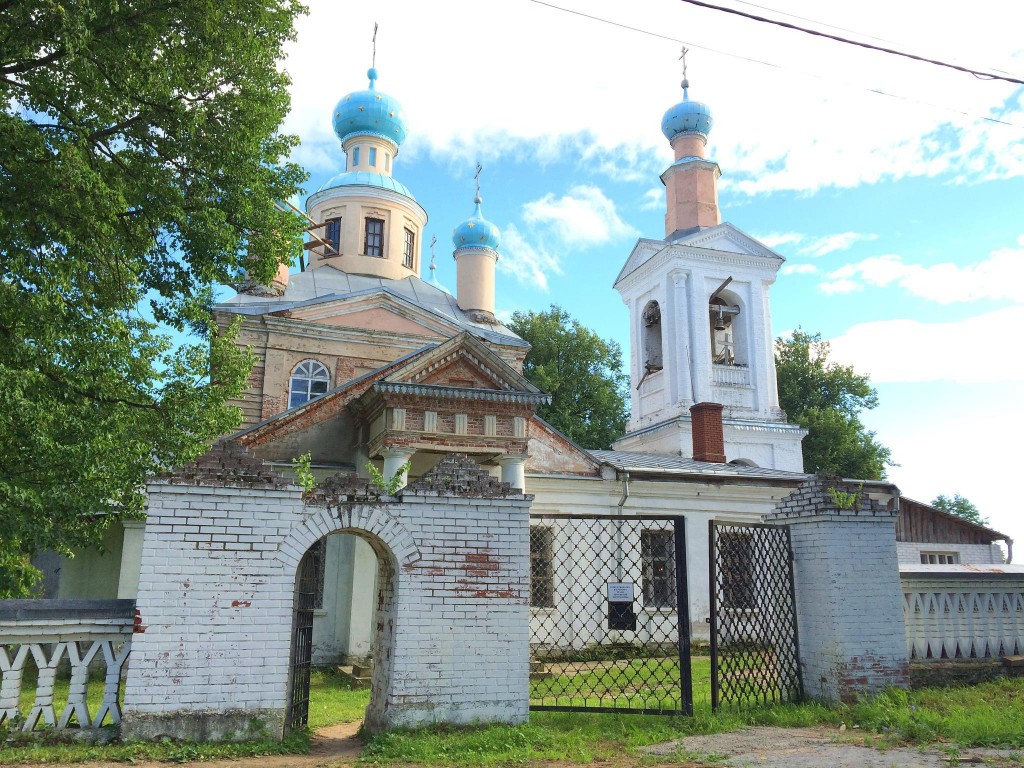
(122, 445, 532, 740)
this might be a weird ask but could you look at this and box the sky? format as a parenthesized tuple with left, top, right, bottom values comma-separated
(276, 0, 1024, 548)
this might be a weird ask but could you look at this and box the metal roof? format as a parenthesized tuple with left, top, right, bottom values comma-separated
(217, 266, 527, 347)
(591, 449, 810, 481)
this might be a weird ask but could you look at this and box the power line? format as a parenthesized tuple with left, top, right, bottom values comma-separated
(676, 0, 1024, 87)
(523, 0, 1024, 130)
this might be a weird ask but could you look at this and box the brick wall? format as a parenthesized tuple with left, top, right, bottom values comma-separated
(768, 474, 909, 702)
(122, 446, 530, 740)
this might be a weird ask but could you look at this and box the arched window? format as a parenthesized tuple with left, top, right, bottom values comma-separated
(709, 289, 747, 367)
(289, 360, 331, 408)
(642, 300, 663, 372)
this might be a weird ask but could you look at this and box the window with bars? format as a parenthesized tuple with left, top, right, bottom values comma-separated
(641, 530, 676, 609)
(720, 531, 756, 610)
(365, 218, 384, 257)
(324, 217, 341, 255)
(289, 359, 331, 409)
(530, 526, 555, 608)
(920, 551, 959, 565)
(403, 228, 415, 268)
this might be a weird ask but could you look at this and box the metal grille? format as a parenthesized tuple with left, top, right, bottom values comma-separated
(285, 547, 318, 733)
(529, 514, 692, 715)
(709, 521, 802, 710)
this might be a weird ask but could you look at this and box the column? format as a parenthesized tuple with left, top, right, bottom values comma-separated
(381, 447, 414, 490)
(116, 520, 146, 599)
(496, 454, 528, 493)
(671, 270, 694, 406)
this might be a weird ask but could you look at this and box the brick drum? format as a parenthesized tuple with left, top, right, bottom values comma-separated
(122, 444, 531, 740)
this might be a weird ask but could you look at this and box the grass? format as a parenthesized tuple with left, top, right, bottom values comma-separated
(4, 661, 1024, 765)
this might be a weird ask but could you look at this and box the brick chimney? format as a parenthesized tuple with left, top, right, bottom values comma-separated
(690, 402, 726, 463)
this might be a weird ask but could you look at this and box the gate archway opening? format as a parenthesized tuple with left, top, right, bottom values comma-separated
(285, 528, 396, 734)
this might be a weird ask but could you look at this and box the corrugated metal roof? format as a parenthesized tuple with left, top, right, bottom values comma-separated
(591, 449, 810, 481)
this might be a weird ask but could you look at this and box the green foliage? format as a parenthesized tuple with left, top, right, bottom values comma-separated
(775, 329, 892, 480)
(0, 0, 307, 594)
(292, 452, 316, 492)
(508, 305, 629, 450)
(367, 461, 411, 495)
(827, 483, 862, 510)
(932, 493, 987, 526)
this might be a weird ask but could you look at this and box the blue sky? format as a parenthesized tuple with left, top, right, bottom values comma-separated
(278, 0, 1024, 546)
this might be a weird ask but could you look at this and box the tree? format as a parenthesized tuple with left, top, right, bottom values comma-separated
(508, 306, 629, 450)
(932, 494, 987, 526)
(775, 329, 892, 480)
(0, 1, 307, 595)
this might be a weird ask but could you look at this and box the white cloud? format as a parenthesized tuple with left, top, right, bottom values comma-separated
(828, 306, 1024, 384)
(820, 237, 1024, 303)
(639, 187, 664, 211)
(800, 232, 878, 257)
(779, 263, 818, 275)
(282, 1, 1024, 198)
(754, 231, 877, 256)
(757, 232, 805, 249)
(522, 184, 638, 248)
(497, 224, 563, 292)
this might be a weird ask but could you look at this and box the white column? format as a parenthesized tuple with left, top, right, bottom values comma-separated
(671, 270, 694, 407)
(381, 447, 414, 490)
(116, 520, 146, 599)
(496, 454, 528, 493)
(687, 271, 711, 404)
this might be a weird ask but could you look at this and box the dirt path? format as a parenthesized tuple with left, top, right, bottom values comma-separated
(646, 726, 1024, 767)
(10, 721, 364, 768)
(15, 723, 1024, 767)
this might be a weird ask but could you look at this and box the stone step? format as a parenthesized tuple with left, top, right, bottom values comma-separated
(337, 664, 373, 689)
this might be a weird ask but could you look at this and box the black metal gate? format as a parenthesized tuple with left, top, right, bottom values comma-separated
(529, 514, 692, 715)
(285, 543, 321, 733)
(708, 521, 802, 710)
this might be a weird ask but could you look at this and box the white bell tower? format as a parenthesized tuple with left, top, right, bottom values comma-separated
(611, 63, 806, 471)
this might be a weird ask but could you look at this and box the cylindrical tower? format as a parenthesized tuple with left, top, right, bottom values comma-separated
(452, 191, 501, 322)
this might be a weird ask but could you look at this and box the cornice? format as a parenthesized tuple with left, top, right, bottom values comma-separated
(306, 184, 428, 223)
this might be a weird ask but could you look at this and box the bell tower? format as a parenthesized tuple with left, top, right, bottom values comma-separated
(612, 58, 806, 472)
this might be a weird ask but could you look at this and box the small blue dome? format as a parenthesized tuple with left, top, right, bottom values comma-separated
(317, 171, 417, 200)
(452, 198, 500, 251)
(661, 86, 713, 142)
(332, 68, 407, 147)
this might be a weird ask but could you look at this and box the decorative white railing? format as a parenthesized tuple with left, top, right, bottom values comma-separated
(0, 600, 134, 731)
(712, 364, 751, 386)
(901, 572, 1024, 661)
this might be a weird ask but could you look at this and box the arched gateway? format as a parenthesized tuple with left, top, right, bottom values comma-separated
(121, 444, 532, 740)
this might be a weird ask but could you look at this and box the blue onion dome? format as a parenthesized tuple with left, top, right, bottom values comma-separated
(332, 68, 407, 147)
(661, 79, 713, 142)
(452, 196, 501, 251)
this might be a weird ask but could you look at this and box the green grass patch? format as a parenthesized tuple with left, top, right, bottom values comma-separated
(308, 667, 371, 730)
(0, 729, 310, 765)
(842, 677, 1024, 749)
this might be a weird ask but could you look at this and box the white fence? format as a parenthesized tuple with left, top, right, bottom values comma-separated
(901, 571, 1024, 661)
(0, 600, 134, 732)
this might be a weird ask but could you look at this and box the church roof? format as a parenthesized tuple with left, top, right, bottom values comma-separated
(217, 265, 527, 348)
(591, 449, 810, 482)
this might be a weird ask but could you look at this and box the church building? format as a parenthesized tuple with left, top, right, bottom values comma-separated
(41, 59, 1008, 668)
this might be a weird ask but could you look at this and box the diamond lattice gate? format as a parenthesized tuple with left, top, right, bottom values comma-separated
(529, 514, 693, 715)
(285, 543, 322, 734)
(708, 521, 803, 710)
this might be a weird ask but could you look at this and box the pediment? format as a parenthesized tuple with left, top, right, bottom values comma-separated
(276, 292, 458, 340)
(615, 226, 784, 289)
(670, 223, 784, 263)
(384, 332, 542, 394)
